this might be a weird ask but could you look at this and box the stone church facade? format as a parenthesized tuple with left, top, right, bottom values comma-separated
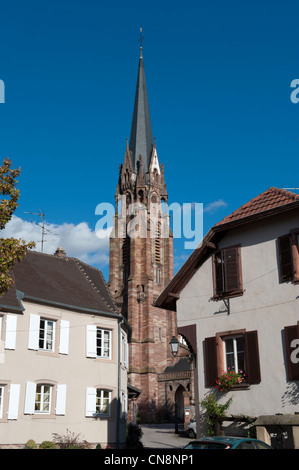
(108, 45, 195, 423)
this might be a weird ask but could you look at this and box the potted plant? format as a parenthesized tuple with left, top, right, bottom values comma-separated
(215, 368, 246, 392)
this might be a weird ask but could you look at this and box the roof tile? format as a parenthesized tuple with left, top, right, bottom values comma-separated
(216, 187, 299, 226)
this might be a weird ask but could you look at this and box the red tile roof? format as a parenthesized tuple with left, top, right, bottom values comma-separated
(155, 187, 299, 312)
(216, 187, 299, 226)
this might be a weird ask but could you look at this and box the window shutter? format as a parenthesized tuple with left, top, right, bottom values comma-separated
(214, 253, 224, 295)
(119, 335, 123, 364)
(205, 336, 218, 387)
(28, 314, 40, 350)
(119, 394, 123, 419)
(125, 340, 129, 369)
(24, 381, 36, 414)
(278, 235, 294, 282)
(7, 384, 20, 420)
(124, 394, 128, 420)
(59, 320, 69, 355)
(223, 247, 240, 292)
(86, 325, 97, 358)
(244, 330, 261, 384)
(56, 384, 67, 415)
(5, 315, 17, 350)
(284, 325, 299, 380)
(85, 387, 96, 417)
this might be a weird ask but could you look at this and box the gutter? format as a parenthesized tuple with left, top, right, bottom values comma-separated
(22, 294, 123, 320)
(117, 317, 124, 448)
(117, 316, 132, 448)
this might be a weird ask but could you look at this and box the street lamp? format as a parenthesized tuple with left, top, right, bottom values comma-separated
(169, 336, 195, 364)
(169, 336, 179, 357)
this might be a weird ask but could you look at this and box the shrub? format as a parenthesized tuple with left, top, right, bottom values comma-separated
(24, 439, 37, 449)
(126, 422, 143, 448)
(201, 393, 233, 436)
(39, 440, 57, 449)
(52, 429, 91, 449)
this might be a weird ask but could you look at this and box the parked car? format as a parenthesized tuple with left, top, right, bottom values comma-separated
(186, 419, 196, 438)
(184, 436, 273, 449)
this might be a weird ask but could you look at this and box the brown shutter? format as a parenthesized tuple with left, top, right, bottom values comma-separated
(214, 252, 224, 295)
(244, 330, 261, 384)
(278, 235, 294, 282)
(178, 325, 197, 354)
(223, 247, 240, 292)
(284, 325, 299, 380)
(205, 336, 218, 387)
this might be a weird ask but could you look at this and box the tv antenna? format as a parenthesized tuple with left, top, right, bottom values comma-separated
(24, 209, 59, 252)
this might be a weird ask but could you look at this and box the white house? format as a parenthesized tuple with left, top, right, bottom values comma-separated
(156, 187, 299, 449)
(0, 247, 131, 448)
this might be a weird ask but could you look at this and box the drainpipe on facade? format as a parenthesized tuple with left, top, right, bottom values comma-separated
(117, 318, 124, 448)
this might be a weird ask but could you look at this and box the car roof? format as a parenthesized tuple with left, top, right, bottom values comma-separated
(193, 436, 257, 443)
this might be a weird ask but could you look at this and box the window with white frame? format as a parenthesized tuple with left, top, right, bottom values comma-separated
(96, 328, 111, 359)
(39, 318, 55, 351)
(96, 389, 111, 416)
(86, 325, 112, 359)
(24, 381, 66, 416)
(28, 314, 69, 354)
(34, 384, 52, 414)
(223, 335, 245, 373)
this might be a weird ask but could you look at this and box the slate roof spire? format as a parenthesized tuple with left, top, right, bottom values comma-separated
(129, 30, 153, 176)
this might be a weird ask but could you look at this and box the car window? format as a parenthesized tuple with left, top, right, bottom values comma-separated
(236, 441, 256, 449)
(185, 442, 228, 449)
(254, 441, 272, 449)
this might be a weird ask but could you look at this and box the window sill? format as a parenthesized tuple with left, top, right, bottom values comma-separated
(90, 413, 111, 419)
(213, 290, 244, 301)
(232, 383, 250, 390)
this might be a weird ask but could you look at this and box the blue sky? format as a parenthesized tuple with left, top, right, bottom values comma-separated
(0, 0, 298, 280)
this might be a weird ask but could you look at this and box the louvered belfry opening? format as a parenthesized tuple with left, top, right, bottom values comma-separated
(122, 236, 130, 283)
(154, 223, 161, 264)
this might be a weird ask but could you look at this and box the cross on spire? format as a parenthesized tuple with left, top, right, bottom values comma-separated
(138, 28, 144, 57)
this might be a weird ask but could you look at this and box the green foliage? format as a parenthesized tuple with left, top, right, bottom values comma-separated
(0, 158, 35, 294)
(39, 440, 57, 449)
(24, 439, 37, 449)
(126, 422, 143, 448)
(201, 393, 233, 436)
(95, 443, 102, 449)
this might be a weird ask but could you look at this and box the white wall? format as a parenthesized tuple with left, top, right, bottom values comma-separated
(177, 212, 299, 422)
(0, 301, 128, 447)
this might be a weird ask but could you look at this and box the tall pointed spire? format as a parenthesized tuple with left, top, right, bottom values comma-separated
(129, 29, 153, 176)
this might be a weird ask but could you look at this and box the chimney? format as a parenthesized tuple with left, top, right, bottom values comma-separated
(54, 247, 66, 258)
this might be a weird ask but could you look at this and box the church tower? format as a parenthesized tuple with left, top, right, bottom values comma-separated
(108, 39, 177, 421)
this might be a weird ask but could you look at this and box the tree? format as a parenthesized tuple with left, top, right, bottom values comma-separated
(0, 158, 35, 294)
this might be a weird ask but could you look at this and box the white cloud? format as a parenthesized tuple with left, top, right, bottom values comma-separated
(0, 215, 111, 268)
(203, 199, 228, 214)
